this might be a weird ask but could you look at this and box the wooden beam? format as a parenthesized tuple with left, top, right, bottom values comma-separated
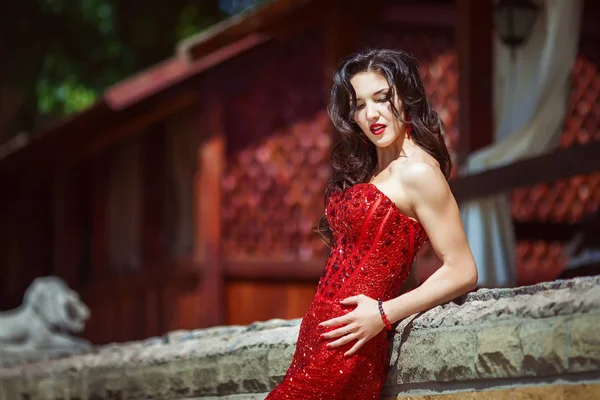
(513, 221, 582, 242)
(323, 0, 371, 89)
(80, 267, 201, 305)
(108, 34, 270, 111)
(257, 3, 324, 40)
(225, 259, 326, 281)
(75, 92, 198, 165)
(582, 0, 600, 38)
(52, 174, 68, 279)
(141, 126, 166, 267)
(0, 103, 110, 179)
(323, 0, 371, 142)
(455, 0, 494, 165)
(177, 0, 316, 62)
(0, 91, 197, 185)
(451, 140, 600, 202)
(52, 170, 82, 286)
(383, 2, 455, 28)
(560, 264, 600, 280)
(91, 157, 109, 282)
(194, 99, 226, 327)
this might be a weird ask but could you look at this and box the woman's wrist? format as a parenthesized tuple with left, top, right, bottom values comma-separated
(377, 298, 393, 330)
(382, 296, 407, 325)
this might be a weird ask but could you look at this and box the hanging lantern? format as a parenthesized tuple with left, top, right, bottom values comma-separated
(494, 0, 540, 54)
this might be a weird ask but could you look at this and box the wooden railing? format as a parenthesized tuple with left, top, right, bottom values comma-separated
(223, 140, 600, 282)
(450, 140, 600, 202)
(451, 140, 600, 243)
(80, 266, 201, 303)
(79, 266, 202, 344)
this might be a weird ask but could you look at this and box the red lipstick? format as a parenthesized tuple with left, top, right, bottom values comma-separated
(370, 123, 386, 135)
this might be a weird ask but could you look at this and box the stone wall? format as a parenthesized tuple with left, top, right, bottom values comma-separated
(1, 276, 599, 399)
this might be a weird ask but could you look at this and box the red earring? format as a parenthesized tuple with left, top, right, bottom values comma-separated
(406, 114, 412, 140)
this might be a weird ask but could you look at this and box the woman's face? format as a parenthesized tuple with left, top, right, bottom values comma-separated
(350, 71, 405, 147)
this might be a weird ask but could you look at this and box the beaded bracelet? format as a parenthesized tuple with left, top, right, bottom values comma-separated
(377, 298, 392, 331)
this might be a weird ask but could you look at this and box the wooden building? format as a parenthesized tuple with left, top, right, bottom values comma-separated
(0, 0, 598, 345)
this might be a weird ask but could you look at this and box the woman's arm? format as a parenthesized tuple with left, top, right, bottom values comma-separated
(319, 161, 477, 357)
(383, 162, 478, 324)
(398, 263, 420, 294)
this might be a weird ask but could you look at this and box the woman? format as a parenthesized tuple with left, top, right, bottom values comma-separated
(266, 49, 478, 399)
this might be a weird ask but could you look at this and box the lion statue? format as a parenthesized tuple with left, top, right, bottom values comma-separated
(0, 276, 92, 360)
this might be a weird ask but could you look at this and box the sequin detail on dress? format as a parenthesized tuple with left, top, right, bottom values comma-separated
(266, 183, 428, 399)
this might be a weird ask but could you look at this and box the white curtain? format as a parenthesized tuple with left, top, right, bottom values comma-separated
(460, 0, 583, 288)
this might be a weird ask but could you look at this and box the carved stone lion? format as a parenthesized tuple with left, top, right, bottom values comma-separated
(0, 276, 92, 360)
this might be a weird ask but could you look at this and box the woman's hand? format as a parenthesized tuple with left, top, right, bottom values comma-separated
(318, 294, 386, 357)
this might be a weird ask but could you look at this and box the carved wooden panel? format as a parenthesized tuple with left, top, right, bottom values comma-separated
(222, 111, 331, 260)
(221, 32, 329, 261)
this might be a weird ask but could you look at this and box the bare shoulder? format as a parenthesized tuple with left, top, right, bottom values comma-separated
(396, 158, 446, 189)
(392, 158, 450, 207)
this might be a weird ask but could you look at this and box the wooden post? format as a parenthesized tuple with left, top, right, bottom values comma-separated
(455, 0, 494, 165)
(323, 0, 369, 94)
(323, 0, 369, 142)
(135, 127, 167, 340)
(142, 126, 166, 268)
(91, 157, 109, 282)
(323, 0, 386, 140)
(194, 98, 226, 327)
(52, 170, 80, 286)
(52, 174, 67, 278)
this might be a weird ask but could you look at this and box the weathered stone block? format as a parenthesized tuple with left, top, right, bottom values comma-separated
(395, 329, 477, 384)
(0, 378, 22, 400)
(26, 376, 72, 400)
(265, 328, 297, 387)
(403, 277, 600, 333)
(568, 314, 600, 372)
(476, 324, 523, 378)
(519, 318, 568, 375)
(217, 352, 270, 394)
(188, 362, 220, 396)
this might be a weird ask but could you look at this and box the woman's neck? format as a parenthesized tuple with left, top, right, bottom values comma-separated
(374, 135, 415, 176)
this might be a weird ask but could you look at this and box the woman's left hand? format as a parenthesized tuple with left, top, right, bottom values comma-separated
(318, 294, 386, 357)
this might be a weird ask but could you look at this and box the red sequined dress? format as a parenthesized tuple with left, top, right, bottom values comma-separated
(266, 183, 427, 399)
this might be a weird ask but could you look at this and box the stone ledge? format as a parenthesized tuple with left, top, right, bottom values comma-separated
(388, 276, 600, 388)
(403, 275, 600, 331)
(0, 276, 599, 400)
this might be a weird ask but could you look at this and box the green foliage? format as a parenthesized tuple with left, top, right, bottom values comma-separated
(176, 4, 220, 41)
(35, 0, 134, 115)
(0, 0, 227, 138)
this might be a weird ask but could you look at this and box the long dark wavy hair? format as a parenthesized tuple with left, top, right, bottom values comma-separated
(315, 48, 452, 247)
